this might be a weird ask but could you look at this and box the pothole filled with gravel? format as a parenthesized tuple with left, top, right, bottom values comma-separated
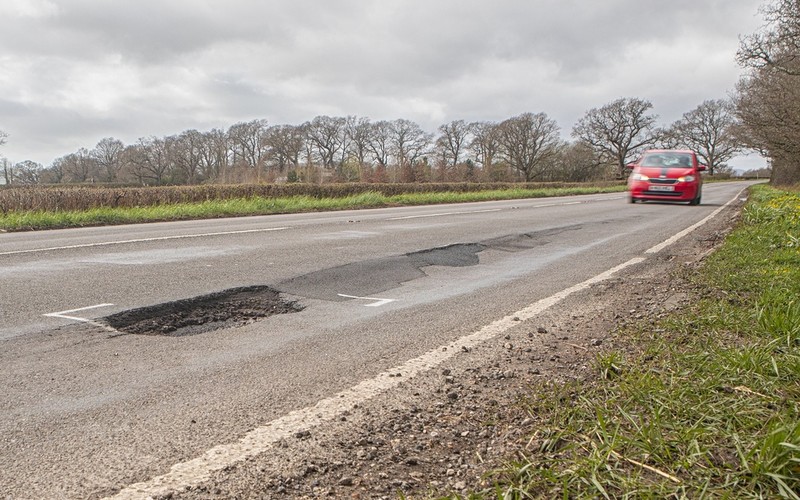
(103, 286, 303, 337)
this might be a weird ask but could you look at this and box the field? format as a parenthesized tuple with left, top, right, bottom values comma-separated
(0, 182, 625, 231)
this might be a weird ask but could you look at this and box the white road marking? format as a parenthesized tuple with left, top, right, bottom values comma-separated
(645, 186, 746, 254)
(386, 197, 615, 221)
(337, 293, 396, 307)
(0, 227, 290, 257)
(109, 255, 647, 500)
(388, 208, 501, 220)
(108, 189, 742, 499)
(44, 303, 119, 333)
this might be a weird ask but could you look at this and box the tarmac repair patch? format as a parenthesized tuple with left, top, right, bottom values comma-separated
(103, 286, 303, 336)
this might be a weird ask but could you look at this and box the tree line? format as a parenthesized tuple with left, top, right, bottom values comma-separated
(8, 1, 800, 187)
(0, 95, 744, 187)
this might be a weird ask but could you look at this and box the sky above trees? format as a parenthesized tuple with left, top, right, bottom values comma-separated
(0, 0, 768, 169)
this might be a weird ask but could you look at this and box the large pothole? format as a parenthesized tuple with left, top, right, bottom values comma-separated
(103, 286, 303, 337)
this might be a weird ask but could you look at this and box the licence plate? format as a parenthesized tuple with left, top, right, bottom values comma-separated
(649, 185, 675, 192)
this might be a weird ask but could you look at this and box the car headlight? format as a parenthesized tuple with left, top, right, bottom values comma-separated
(678, 175, 696, 182)
(631, 173, 649, 181)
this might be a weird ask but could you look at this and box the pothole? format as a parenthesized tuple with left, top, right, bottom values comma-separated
(103, 286, 303, 337)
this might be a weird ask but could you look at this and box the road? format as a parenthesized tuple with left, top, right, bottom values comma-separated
(0, 182, 753, 498)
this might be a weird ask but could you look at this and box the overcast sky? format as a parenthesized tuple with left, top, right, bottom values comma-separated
(0, 0, 768, 169)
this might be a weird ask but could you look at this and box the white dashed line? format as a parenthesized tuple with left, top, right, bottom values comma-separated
(388, 208, 502, 220)
(0, 227, 290, 257)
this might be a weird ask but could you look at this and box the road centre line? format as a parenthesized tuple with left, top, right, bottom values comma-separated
(109, 190, 740, 499)
(388, 208, 501, 220)
(0, 227, 290, 257)
(386, 197, 613, 221)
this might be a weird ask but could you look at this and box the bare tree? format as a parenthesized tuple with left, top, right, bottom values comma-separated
(91, 137, 126, 182)
(736, 0, 800, 185)
(1, 131, 8, 185)
(390, 119, 433, 182)
(469, 121, 501, 174)
(12, 160, 43, 184)
(228, 119, 269, 175)
(198, 129, 229, 182)
(572, 97, 659, 178)
(1, 158, 12, 185)
(497, 112, 562, 182)
(666, 99, 741, 175)
(738, 0, 800, 75)
(345, 116, 373, 173)
(264, 124, 305, 174)
(367, 121, 393, 171)
(735, 69, 800, 184)
(306, 115, 347, 174)
(169, 130, 205, 184)
(133, 137, 171, 185)
(435, 120, 472, 180)
(58, 148, 98, 183)
(550, 141, 607, 182)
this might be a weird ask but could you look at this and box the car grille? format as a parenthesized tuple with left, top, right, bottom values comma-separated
(650, 178, 678, 185)
(643, 190, 684, 197)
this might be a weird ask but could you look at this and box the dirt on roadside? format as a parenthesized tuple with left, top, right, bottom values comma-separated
(167, 198, 744, 500)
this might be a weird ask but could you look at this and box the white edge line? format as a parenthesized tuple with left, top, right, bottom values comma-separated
(0, 227, 289, 257)
(109, 188, 745, 499)
(644, 187, 747, 254)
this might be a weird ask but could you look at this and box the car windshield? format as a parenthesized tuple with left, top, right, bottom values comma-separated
(640, 152, 693, 168)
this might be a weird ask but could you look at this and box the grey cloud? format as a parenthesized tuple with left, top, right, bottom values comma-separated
(0, 0, 767, 166)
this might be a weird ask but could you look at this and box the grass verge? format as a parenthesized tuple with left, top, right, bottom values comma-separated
(457, 184, 800, 499)
(0, 186, 625, 232)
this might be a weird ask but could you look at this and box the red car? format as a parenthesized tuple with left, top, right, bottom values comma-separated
(627, 149, 707, 205)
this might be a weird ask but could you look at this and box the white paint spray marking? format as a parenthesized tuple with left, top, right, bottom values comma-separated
(337, 293, 396, 307)
(44, 303, 118, 333)
(108, 189, 744, 499)
(0, 227, 289, 257)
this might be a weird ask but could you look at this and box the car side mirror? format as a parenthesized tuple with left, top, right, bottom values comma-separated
(626, 163, 636, 169)
(698, 164, 708, 171)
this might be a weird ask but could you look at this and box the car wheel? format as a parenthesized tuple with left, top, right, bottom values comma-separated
(629, 196, 637, 204)
(689, 190, 701, 205)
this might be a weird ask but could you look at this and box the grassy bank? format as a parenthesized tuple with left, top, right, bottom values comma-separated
(467, 184, 800, 499)
(0, 185, 625, 232)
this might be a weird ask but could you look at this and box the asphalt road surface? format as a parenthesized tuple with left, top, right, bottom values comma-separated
(0, 182, 754, 498)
